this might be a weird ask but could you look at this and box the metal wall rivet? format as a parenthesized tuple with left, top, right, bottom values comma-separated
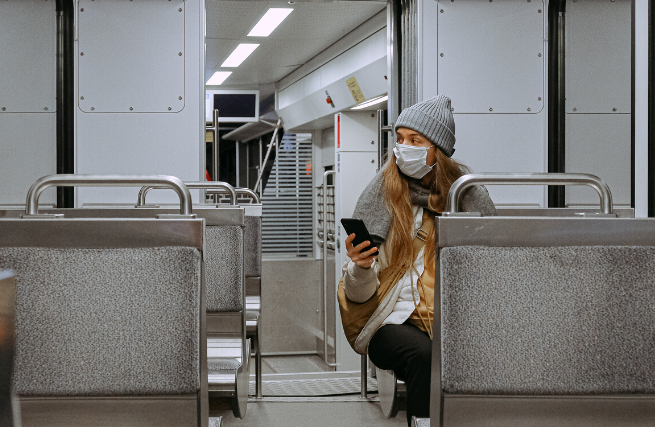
(538, 53, 542, 57)
(168, 107, 172, 111)
(1, 108, 5, 112)
(371, 159, 375, 164)
(80, 8, 84, 11)
(489, 108, 493, 112)
(538, 9, 542, 13)
(538, 97, 542, 101)
(129, 107, 134, 111)
(573, 108, 577, 112)
(80, 96, 84, 100)
(178, 96, 183, 100)
(527, 108, 531, 112)
(179, 8, 183, 12)
(613, 108, 617, 112)
(44, 107, 48, 111)
(178, 52, 183, 56)
(91, 107, 95, 111)
(80, 52, 84, 56)
(371, 140, 375, 144)
(440, 9, 444, 13)
(440, 53, 444, 57)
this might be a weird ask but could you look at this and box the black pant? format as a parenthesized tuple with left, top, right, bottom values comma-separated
(368, 321, 432, 427)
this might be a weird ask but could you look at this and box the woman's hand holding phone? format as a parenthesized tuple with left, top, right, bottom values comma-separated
(345, 233, 378, 269)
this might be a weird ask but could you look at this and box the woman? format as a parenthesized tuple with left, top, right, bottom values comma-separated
(342, 95, 496, 426)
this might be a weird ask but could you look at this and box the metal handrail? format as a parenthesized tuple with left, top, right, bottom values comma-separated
(207, 109, 219, 182)
(138, 181, 237, 206)
(24, 175, 193, 216)
(254, 120, 282, 195)
(206, 187, 260, 204)
(445, 173, 614, 215)
(321, 170, 338, 368)
(377, 109, 394, 171)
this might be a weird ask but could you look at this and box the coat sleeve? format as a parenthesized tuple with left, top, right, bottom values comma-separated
(459, 185, 498, 216)
(342, 246, 385, 303)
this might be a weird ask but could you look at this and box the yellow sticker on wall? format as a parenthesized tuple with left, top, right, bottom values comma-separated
(346, 77, 366, 104)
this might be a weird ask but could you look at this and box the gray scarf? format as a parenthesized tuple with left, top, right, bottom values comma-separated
(352, 171, 497, 246)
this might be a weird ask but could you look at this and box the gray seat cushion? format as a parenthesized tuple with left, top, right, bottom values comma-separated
(244, 216, 261, 278)
(205, 226, 243, 312)
(1, 247, 201, 396)
(440, 246, 655, 395)
(208, 357, 241, 372)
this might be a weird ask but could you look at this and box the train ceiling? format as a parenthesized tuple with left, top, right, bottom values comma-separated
(205, 0, 386, 88)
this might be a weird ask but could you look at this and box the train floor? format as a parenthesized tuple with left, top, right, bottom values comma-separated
(210, 355, 407, 427)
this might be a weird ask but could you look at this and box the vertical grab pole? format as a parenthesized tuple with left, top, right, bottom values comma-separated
(322, 171, 338, 368)
(212, 109, 219, 183)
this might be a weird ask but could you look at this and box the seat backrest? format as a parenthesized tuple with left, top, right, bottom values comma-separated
(244, 213, 262, 279)
(205, 225, 244, 313)
(0, 270, 19, 426)
(440, 244, 655, 395)
(0, 217, 206, 427)
(3, 246, 201, 396)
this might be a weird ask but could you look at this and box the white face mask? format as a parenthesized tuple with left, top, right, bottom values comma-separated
(393, 144, 434, 179)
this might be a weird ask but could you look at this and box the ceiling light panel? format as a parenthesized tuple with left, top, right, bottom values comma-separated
(248, 8, 294, 37)
(221, 44, 260, 67)
(207, 71, 232, 85)
(351, 95, 388, 110)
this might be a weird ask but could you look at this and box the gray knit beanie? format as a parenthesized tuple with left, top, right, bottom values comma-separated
(394, 95, 456, 157)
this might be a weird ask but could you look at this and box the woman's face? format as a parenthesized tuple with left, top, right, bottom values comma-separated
(395, 127, 437, 167)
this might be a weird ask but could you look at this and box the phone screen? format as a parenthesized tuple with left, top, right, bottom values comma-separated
(340, 218, 379, 256)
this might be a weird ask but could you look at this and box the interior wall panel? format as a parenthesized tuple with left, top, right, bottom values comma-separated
(565, 0, 632, 207)
(566, 115, 632, 207)
(424, 0, 548, 207)
(0, 0, 57, 205)
(75, 0, 204, 206)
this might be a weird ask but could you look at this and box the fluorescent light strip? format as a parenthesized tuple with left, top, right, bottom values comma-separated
(351, 95, 388, 110)
(221, 44, 259, 68)
(206, 71, 232, 85)
(248, 8, 293, 37)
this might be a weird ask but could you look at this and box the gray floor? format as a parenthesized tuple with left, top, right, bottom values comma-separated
(260, 354, 333, 375)
(211, 355, 406, 426)
(216, 401, 407, 427)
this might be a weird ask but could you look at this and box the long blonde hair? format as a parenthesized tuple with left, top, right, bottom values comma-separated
(381, 148, 470, 279)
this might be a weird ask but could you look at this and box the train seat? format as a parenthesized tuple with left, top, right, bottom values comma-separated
(425, 173, 655, 426)
(204, 222, 250, 419)
(207, 188, 263, 400)
(0, 208, 207, 427)
(0, 271, 20, 426)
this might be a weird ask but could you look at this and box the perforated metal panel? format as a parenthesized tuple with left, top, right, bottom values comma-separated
(77, 0, 185, 113)
(436, 0, 544, 114)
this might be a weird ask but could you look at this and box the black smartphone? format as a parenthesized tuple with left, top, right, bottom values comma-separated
(340, 218, 379, 256)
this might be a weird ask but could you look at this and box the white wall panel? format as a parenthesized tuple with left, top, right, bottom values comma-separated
(75, 0, 204, 206)
(436, 0, 544, 114)
(453, 114, 547, 207)
(78, 0, 185, 114)
(566, 0, 631, 114)
(424, 0, 548, 207)
(566, 114, 632, 207)
(0, 0, 56, 113)
(0, 114, 56, 205)
(565, 0, 632, 208)
(0, 0, 56, 205)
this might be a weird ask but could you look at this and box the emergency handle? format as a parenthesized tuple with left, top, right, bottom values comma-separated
(138, 181, 238, 206)
(445, 173, 614, 215)
(25, 174, 193, 216)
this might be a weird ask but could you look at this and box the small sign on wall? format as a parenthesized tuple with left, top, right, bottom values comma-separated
(346, 77, 365, 104)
